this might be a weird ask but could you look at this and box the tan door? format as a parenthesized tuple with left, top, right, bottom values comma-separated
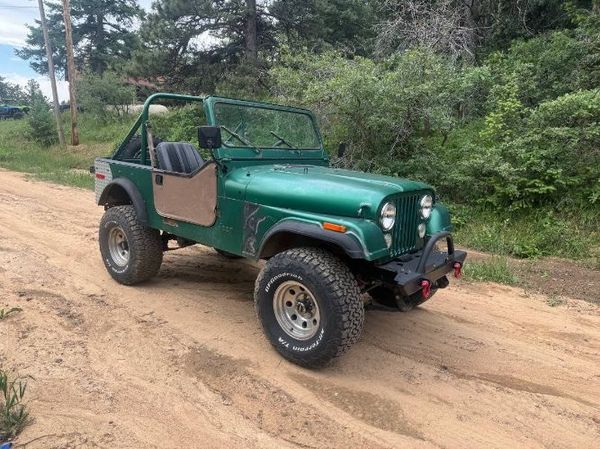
(152, 162, 217, 226)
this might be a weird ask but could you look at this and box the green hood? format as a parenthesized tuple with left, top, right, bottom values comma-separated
(228, 164, 432, 219)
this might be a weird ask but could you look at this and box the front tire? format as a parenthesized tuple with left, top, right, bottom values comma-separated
(99, 205, 163, 285)
(255, 248, 364, 367)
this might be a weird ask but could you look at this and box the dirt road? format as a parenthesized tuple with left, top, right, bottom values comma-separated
(0, 170, 599, 449)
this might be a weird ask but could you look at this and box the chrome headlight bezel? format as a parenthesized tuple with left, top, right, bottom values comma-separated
(420, 194, 433, 219)
(380, 202, 396, 231)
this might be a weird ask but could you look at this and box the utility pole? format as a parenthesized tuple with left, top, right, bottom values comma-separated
(62, 0, 79, 146)
(37, 0, 65, 147)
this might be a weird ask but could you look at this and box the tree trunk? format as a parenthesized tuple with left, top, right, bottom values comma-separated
(245, 0, 258, 62)
(94, 13, 106, 76)
(62, 0, 79, 146)
(37, 0, 65, 148)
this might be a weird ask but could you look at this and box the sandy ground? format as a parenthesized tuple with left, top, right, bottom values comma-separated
(0, 170, 599, 449)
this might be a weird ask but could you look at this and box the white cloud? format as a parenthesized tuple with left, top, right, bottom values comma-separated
(0, 21, 29, 48)
(0, 9, 37, 48)
(1, 72, 69, 102)
(0, 1, 154, 48)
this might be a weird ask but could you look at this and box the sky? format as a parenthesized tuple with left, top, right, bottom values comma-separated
(0, 0, 153, 102)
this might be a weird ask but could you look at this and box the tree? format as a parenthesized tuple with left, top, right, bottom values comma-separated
(245, 0, 258, 61)
(26, 81, 58, 147)
(376, 0, 477, 60)
(374, 1, 595, 59)
(0, 77, 27, 103)
(270, 0, 376, 55)
(17, 0, 143, 78)
(130, 0, 276, 93)
(37, 0, 66, 147)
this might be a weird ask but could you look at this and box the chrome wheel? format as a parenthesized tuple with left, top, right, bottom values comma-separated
(107, 225, 129, 267)
(273, 280, 321, 340)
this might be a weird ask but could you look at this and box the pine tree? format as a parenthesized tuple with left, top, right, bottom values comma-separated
(16, 0, 143, 78)
(130, 0, 276, 93)
(269, 0, 376, 56)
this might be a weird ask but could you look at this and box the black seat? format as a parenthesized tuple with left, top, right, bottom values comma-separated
(156, 142, 203, 174)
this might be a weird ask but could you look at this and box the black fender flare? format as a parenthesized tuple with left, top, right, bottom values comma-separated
(257, 220, 366, 259)
(98, 178, 149, 225)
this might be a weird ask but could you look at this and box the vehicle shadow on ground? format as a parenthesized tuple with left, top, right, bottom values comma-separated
(151, 247, 479, 376)
(158, 249, 260, 288)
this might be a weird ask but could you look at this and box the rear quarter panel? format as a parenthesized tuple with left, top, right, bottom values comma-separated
(97, 158, 245, 253)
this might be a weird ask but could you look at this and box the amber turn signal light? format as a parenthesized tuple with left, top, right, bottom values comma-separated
(323, 222, 347, 233)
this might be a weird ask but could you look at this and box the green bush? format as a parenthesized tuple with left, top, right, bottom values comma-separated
(271, 48, 465, 161)
(151, 104, 211, 158)
(475, 88, 600, 209)
(151, 104, 206, 142)
(78, 71, 136, 120)
(270, 19, 600, 210)
(27, 93, 58, 147)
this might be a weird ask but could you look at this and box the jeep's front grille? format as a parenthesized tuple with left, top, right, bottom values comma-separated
(390, 193, 422, 256)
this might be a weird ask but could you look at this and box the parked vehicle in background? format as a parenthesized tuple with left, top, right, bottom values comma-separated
(0, 104, 28, 120)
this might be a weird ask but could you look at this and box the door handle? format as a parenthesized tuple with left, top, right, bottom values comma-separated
(155, 174, 163, 185)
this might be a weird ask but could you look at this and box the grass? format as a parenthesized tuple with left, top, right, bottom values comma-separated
(462, 257, 519, 285)
(0, 114, 130, 190)
(0, 370, 31, 443)
(0, 308, 22, 321)
(545, 296, 565, 307)
(452, 206, 600, 268)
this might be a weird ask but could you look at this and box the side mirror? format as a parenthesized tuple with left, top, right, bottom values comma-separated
(198, 126, 222, 149)
(337, 142, 346, 158)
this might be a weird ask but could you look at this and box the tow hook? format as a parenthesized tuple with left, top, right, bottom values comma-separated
(420, 279, 431, 299)
(453, 262, 462, 278)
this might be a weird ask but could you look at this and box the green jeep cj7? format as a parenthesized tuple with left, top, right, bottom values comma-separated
(94, 93, 466, 367)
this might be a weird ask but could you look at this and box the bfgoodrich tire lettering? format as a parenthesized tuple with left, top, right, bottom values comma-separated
(255, 247, 364, 367)
(99, 205, 163, 285)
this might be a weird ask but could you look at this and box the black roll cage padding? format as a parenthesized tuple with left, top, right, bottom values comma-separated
(97, 178, 148, 225)
(416, 231, 454, 273)
(258, 220, 366, 259)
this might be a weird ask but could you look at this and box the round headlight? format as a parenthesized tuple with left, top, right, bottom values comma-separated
(380, 202, 396, 231)
(420, 195, 433, 219)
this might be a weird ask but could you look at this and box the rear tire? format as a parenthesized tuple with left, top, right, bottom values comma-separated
(99, 205, 163, 285)
(255, 248, 364, 367)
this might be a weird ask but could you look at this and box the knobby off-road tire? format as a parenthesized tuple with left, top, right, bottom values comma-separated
(99, 205, 163, 285)
(255, 247, 364, 368)
(368, 286, 435, 312)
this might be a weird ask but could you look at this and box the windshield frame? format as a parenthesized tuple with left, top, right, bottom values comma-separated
(204, 96, 326, 160)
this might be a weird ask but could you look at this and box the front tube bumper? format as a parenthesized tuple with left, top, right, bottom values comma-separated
(377, 232, 467, 297)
